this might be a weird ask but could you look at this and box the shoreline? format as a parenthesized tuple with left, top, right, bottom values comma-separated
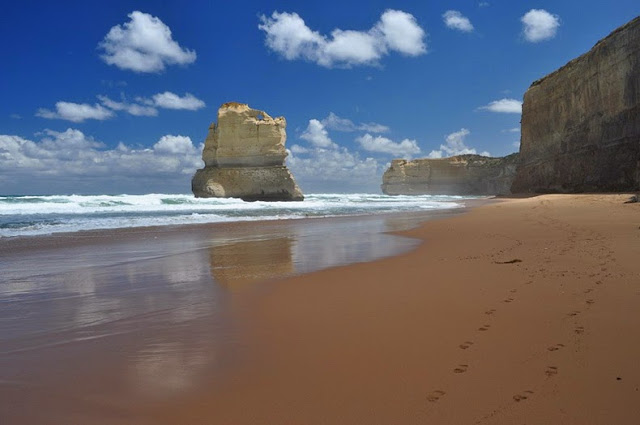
(151, 193, 640, 424)
(2, 194, 639, 424)
(0, 198, 488, 254)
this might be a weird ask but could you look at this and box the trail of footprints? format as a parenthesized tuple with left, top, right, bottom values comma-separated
(428, 211, 612, 412)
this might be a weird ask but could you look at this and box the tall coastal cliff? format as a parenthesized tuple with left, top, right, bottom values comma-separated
(511, 17, 640, 193)
(381, 154, 518, 196)
(192, 103, 304, 201)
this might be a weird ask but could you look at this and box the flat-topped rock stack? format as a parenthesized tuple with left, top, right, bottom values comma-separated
(381, 154, 518, 196)
(192, 102, 304, 201)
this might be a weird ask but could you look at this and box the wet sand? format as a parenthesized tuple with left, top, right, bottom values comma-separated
(2, 195, 640, 424)
(153, 194, 640, 424)
(0, 208, 464, 424)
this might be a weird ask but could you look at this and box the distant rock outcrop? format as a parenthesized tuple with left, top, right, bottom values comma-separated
(381, 154, 518, 196)
(511, 16, 640, 193)
(192, 103, 304, 201)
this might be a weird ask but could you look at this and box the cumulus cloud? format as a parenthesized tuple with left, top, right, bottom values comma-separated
(258, 9, 426, 68)
(97, 95, 158, 116)
(521, 9, 560, 43)
(0, 129, 202, 193)
(356, 134, 420, 158)
(322, 112, 389, 133)
(287, 142, 381, 192)
(99, 11, 196, 73)
(428, 128, 490, 158)
(36, 102, 115, 122)
(442, 10, 474, 32)
(300, 119, 337, 148)
(39, 91, 206, 122)
(147, 92, 205, 110)
(478, 98, 522, 114)
(289, 144, 310, 154)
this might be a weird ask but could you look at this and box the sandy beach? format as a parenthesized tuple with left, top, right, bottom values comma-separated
(2, 194, 639, 424)
(152, 194, 640, 424)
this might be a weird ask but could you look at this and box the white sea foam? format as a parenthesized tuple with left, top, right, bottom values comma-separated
(0, 193, 474, 237)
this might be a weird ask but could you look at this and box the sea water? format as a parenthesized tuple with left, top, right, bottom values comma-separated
(0, 193, 473, 238)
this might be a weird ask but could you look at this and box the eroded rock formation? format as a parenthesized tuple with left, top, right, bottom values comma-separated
(192, 102, 304, 201)
(511, 16, 640, 193)
(381, 154, 518, 196)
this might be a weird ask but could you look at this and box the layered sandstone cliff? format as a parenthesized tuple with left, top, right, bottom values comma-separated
(381, 154, 518, 196)
(192, 103, 304, 201)
(511, 16, 640, 193)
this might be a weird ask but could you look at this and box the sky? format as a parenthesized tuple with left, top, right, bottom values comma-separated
(1, 1, 638, 195)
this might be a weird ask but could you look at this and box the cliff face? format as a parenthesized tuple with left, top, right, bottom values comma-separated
(511, 17, 640, 193)
(381, 154, 518, 196)
(192, 103, 304, 201)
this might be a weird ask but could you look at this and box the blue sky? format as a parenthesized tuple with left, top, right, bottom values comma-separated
(1, 1, 638, 195)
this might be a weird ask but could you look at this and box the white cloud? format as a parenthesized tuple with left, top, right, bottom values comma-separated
(287, 118, 391, 191)
(99, 11, 196, 73)
(322, 112, 389, 133)
(40, 92, 206, 122)
(478, 2, 490, 8)
(300, 119, 337, 148)
(0, 129, 202, 193)
(502, 127, 520, 133)
(153, 134, 196, 154)
(289, 144, 310, 154)
(36, 102, 115, 122)
(375, 9, 427, 56)
(258, 9, 426, 68)
(359, 122, 390, 133)
(428, 128, 490, 158)
(148, 92, 205, 110)
(478, 98, 522, 114)
(97, 95, 158, 116)
(287, 143, 382, 192)
(356, 134, 420, 158)
(443, 10, 474, 32)
(521, 9, 560, 43)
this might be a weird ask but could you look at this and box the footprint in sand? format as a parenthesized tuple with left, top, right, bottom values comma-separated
(586, 299, 595, 305)
(595, 280, 603, 285)
(575, 326, 585, 334)
(584, 288, 594, 294)
(453, 364, 469, 374)
(427, 390, 446, 402)
(513, 390, 534, 402)
(547, 343, 565, 352)
(568, 310, 581, 317)
(478, 324, 491, 331)
(485, 309, 496, 315)
(503, 297, 515, 303)
(510, 289, 518, 293)
(459, 341, 474, 350)
(545, 366, 558, 377)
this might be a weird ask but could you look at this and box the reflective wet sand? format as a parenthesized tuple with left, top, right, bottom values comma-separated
(0, 211, 457, 424)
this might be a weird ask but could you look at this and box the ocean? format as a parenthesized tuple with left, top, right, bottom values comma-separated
(0, 193, 473, 238)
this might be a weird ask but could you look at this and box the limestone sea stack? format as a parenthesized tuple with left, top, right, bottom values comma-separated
(192, 102, 304, 201)
(381, 154, 518, 196)
(511, 16, 640, 193)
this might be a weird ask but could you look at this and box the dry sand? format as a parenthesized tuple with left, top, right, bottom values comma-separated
(151, 194, 640, 424)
